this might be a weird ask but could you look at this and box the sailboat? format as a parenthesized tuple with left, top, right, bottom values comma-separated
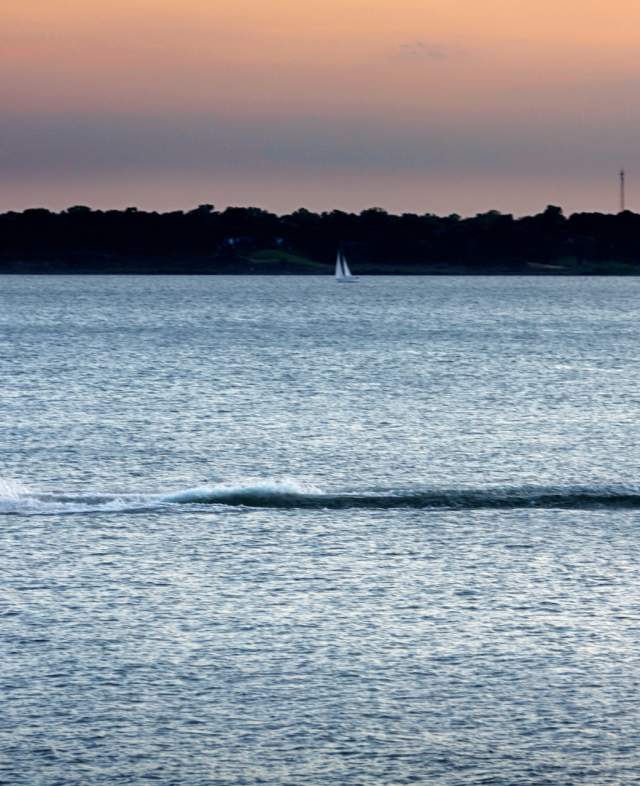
(335, 249, 358, 283)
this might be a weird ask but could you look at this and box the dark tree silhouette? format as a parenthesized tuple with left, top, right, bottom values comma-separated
(0, 204, 638, 273)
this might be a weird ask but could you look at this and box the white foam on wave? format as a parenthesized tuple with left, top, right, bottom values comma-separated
(0, 476, 324, 516)
(0, 478, 33, 513)
(0, 478, 30, 499)
(0, 477, 160, 516)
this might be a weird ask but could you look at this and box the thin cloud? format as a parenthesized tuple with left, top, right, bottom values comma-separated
(397, 41, 449, 60)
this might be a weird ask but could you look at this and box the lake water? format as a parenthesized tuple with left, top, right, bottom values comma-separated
(2, 275, 640, 785)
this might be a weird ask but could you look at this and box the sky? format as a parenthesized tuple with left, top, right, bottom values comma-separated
(1, 0, 638, 215)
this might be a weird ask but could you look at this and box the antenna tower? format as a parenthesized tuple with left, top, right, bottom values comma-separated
(620, 169, 626, 212)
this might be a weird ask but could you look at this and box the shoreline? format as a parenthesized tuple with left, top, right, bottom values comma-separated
(2, 262, 639, 275)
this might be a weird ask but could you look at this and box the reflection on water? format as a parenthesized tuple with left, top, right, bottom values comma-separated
(2, 275, 640, 785)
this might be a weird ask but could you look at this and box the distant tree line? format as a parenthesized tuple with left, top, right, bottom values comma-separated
(1, 203, 640, 273)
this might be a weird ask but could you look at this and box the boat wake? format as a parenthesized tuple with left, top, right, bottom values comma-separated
(3, 477, 640, 516)
(161, 482, 640, 511)
(0, 478, 158, 516)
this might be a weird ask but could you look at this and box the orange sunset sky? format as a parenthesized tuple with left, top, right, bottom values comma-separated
(2, 0, 638, 214)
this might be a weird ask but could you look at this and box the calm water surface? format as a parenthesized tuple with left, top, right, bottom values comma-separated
(2, 275, 640, 785)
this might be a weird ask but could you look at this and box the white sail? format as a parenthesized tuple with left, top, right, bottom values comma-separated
(335, 250, 358, 282)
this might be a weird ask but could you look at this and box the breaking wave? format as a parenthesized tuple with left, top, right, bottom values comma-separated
(3, 477, 640, 516)
(160, 482, 640, 511)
